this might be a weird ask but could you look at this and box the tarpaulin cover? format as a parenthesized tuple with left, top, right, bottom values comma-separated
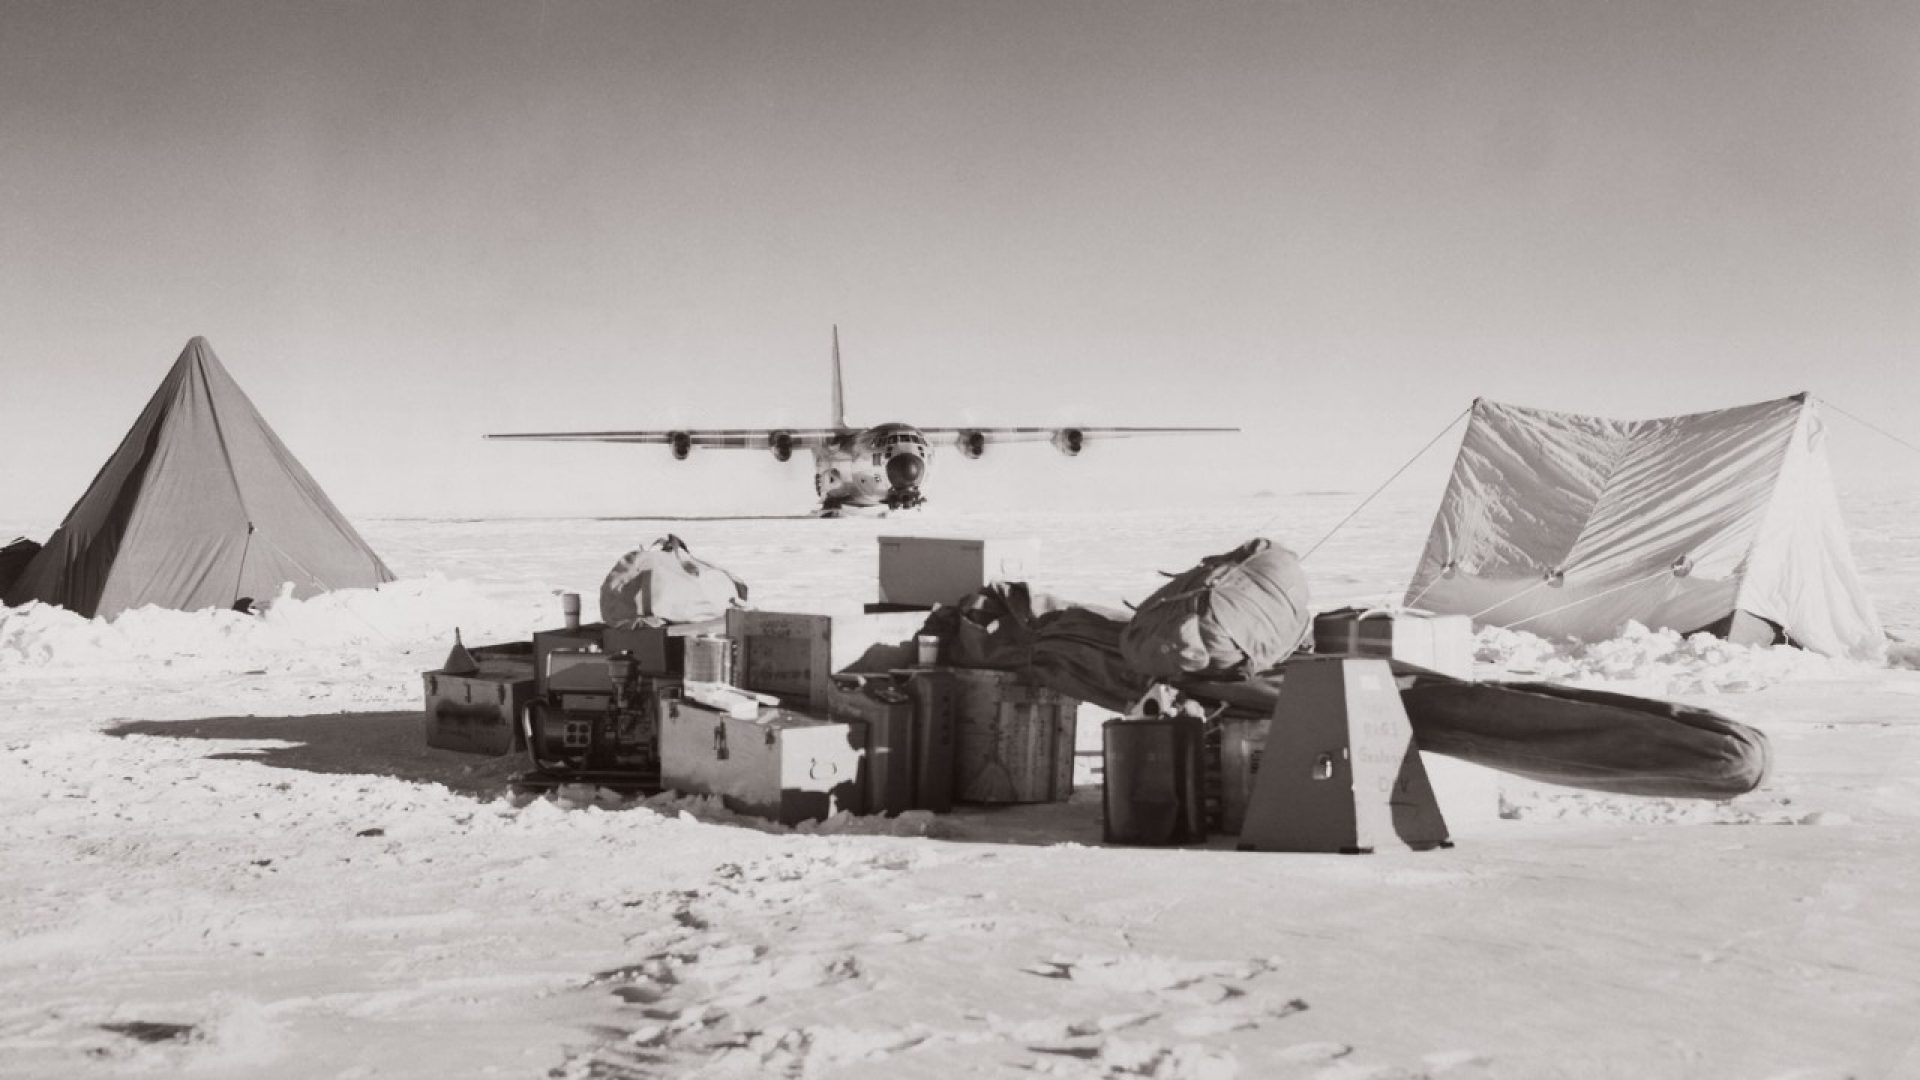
(5, 337, 395, 619)
(1407, 395, 1882, 660)
(916, 582, 1149, 713)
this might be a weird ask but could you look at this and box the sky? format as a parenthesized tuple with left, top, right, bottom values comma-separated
(2, 0, 1915, 523)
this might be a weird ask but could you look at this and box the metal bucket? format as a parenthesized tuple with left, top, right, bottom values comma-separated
(1102, 716, 1207, 846)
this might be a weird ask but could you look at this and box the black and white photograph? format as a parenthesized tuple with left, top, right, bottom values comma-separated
(1, 1, 1915, 1076)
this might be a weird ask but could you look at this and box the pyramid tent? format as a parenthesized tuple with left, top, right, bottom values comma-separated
(1405, 394, 1883, 660)
(5, 337, 395, 619)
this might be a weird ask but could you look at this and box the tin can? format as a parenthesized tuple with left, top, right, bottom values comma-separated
(561, 592, 581, 630)
(686, 634, 734, 685)
(916, 634, 941, 666)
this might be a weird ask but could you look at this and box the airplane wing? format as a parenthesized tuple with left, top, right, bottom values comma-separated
(485, 428, 847, 448)
(916, 425, 1238, 455)
(914, 426, 1238, 443)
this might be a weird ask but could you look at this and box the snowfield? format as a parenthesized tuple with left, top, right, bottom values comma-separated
(2, 493, 1917, 1079)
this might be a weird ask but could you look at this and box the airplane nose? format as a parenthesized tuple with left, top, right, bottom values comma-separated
(886, 453, 924, 489)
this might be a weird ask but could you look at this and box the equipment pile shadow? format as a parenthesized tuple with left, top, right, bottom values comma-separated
(106, 711, 521, 799)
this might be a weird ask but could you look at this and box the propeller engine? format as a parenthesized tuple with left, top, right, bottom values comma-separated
(957, 430, 987, 459)
(669, 432, 692, 460)
(769, 430, 794, 462)
(1051, 428, 1085, 457)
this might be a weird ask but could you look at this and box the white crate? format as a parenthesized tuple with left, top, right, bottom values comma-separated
(877, 536, 1040, 608)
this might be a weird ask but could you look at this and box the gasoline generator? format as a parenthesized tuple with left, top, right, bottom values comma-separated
(514, 647, 679, 795)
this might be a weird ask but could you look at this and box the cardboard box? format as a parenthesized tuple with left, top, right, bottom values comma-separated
(828, 670, 957, 814)
(877, 536, 1041, 608)
(1312, 608, 1474, 681)
(659, 696, 867, 825)
(949, 667, 1078, 804)
(423, 669, 535, 756)
(724, 609, 927, 712)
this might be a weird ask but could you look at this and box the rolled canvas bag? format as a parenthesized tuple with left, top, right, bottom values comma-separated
(1176, 665, 1771, 800)
(601, 534, 748, 626)
(1398, 674, 1771, 799)
(1120, 538, 1313, 680)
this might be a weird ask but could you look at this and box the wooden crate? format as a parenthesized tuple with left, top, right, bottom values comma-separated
(949, 667, 1078, 804)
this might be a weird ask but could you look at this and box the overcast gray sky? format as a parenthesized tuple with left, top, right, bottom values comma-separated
(3, 0, 1914, 520)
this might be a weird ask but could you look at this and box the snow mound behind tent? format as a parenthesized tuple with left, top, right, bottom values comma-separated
(0, 576, 552, 673)
(1473, 620, 1868, 695)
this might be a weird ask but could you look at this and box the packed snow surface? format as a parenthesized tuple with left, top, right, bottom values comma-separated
(2, 493, 1917, 1079)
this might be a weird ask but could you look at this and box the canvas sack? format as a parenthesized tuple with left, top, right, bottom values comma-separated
(1120, 538, 1312, 679)
(601, 535, 748, 626)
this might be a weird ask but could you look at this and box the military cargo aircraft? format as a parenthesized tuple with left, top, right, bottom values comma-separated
(487, 329, 1236, 514)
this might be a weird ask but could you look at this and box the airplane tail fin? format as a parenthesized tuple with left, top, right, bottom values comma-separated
(831, 325, 847, 429)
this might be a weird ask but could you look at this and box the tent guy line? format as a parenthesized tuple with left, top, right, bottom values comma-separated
(1814, 394, 1920, 458)
(1285, 403, 1475, 562)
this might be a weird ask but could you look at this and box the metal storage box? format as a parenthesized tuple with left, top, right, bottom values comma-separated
(724, 609, 926, 712)
(1312, 608, 1474, 681)
(950, 667, 1078, 804)
(877, 536, 1040, 608)
(424, 667, 535, 756)
(659, 697, 868, 825)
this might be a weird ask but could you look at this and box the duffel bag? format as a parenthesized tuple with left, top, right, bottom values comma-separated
(601, 534, 748, 625)
(1120, 538, 1312, 680)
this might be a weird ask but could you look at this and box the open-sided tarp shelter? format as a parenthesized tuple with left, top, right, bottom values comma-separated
(5, 337, 395, 618)
(1405, 394, 1882, 660)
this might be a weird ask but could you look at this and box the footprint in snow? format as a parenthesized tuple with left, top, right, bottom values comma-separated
(1423, 1049, 1494, 1073)
(1277, 1041, 1353, 1064)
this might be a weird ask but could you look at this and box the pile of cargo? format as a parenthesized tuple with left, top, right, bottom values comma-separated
(424, 535, 1086, 829)
(421, 532, 1769, 852)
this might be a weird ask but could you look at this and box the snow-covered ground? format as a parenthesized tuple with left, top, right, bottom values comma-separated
(2, 492, 1917, 1079)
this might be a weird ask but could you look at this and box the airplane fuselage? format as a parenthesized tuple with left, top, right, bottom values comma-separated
(813, 422, 931, 512)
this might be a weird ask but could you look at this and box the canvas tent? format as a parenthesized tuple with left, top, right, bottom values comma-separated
(1405, 394, 1882, 660)
(5, 337, 395, 619)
